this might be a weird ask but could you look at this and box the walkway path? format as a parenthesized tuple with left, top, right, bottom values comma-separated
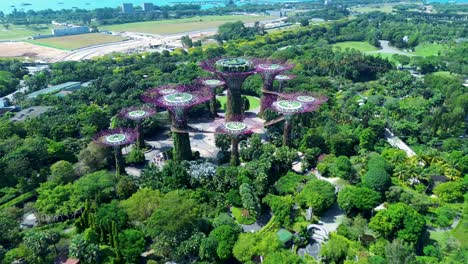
(384, 128, 417, 157)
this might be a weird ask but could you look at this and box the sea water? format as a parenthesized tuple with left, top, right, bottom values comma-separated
(0, 0, 466, 13)
(0, 0, 293, 13)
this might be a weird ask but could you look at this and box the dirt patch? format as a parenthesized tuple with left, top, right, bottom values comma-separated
(0, 42, 68, 62)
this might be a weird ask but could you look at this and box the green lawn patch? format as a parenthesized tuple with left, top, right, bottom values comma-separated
(29, 33, 127, 50)
(350, 4, 395, 14)
(0, 24, 52, 40)
(231, 206, 256, 225)
(413, 43, 446, 57)
(332, 41, 379, 53)
(217, 95, 260, 111)
(102, 15, 276, 35)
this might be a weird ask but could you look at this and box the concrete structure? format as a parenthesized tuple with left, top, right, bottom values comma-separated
(142, 2, 154, 11)
(122, 3, 134, 13)
(52, 26, 90, 37)
(27, 82, 81, 99)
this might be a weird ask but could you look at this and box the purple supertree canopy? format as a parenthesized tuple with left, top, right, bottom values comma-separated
(275, 74, 297, 82)
(119, 105, 157, 121)
(200, 58, 256, 89)
(141, 84, 183, 104)
(94, 128, 138, 147)
(264, 93, 328, 116)
(214, 115, 263, 137)
(196, 77, 226, 89)
(254, 59, 294, 85)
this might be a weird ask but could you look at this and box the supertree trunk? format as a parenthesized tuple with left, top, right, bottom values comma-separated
(226, 86, 243, 122)
(259, 78, 274, 115)
(114, 146, 125, 175)
(210, 93, 218, 118)
(171, 115, 192, 162)
(230, 137, 240, 166)
(283, 118, 292, 147)
(136, 122, 145, 149)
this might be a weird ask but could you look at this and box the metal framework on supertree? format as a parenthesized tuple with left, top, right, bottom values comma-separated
(214, 115, 263, 165)
(275, 74, 296, 92)
(119, 106, 156, 149)
(94, 128, 138, 175)
(142, 84, 212, 161)
(197, 77, 225, 118)
(254, 59, 295, 114)
(265, 93, 328, 147)
(200, 58, 256, 121)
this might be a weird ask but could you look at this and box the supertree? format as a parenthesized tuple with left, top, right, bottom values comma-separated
(254, 59, 295, 114)
(265, 93, 328, 147)
(142, 84, 212, 161)
(94, 128, 138, 175)
(119, 106, 156, 149)
(214, 115, 263, 165)
(275, 74, 296, 92)
(200, 58, 256, 121)
(197, 77, 225, 118)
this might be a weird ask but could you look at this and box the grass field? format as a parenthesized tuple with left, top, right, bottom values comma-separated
(413, 43, 446, 57)
(332, 41, 380, 53)
(350, 4, 396, 14)
(217, 95, 260, 111)
(101, 15, 276, 35)
(0, 24, 52, 40)
(29, 33, 128, 50)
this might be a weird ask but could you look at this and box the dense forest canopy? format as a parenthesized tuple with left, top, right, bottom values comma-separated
(0, 3, 467, 264)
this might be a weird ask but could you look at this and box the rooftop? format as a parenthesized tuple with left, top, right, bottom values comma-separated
(27, 82, 81, 99)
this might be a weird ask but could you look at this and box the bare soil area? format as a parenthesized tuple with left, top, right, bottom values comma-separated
(0, 42, 68, 61)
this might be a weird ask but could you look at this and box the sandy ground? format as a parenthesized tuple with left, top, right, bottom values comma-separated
(0, 42, 68, 61)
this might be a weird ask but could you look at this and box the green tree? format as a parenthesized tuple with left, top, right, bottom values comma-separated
(296, 179, 335, 215)
(69, 234, 101, 264)
(239, 183, 260, 218)
(118, 229, 145, 264)
(48, 160, 76, 185)
(209, 224, 240, 261)
(264, 250, 305, 264)
(121, 187, 162, 222)
(23, 230, 60, 264)
(320, 234, 349, 264)
(337, 186, 381, 215)
(369, 203, 425, 244)
(433, 181, 465, 203)
(362, 167, 392, 193)
(0, 210, 21, 248)
(385, 239, 416, 264)
(146, 191, 201, 259)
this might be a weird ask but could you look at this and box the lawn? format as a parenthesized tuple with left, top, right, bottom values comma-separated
(29, 33, 128, 50)
(231, 206, 256, 225)
(413, 43, 446, 57)
(101, 15, 276, 35)
(0, 24, 52, 40)
(332, 41, 380, 53)
(350, 4, 396, 14)
(217, 95, 260, 111)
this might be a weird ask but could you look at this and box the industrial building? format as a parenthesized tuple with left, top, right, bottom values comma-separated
(122, 3, 134, 13)
(52, 26, 90, 37)
(142, 3, 154, 11)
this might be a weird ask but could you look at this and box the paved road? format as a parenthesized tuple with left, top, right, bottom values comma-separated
(384, 128, 417, 157)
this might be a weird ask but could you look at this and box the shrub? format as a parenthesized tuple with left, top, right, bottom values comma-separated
(433, 181, 465, 203)
(125, 147, 145, 165)
(362, 167, 391, 193)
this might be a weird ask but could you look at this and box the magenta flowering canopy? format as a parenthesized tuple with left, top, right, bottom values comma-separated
(264, 92, 328, 117)
(196, 77, 226, 91)
(253, 58, 295, 87)
(140, 84, 184, 104)
(200, 58, 256, 90)
(119, 105, 157, 121)
(214, 114, 264, 137)
(94, 128, 138, 147)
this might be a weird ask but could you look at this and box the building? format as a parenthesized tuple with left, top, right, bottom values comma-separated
(27, 82, 81, 99)
(52, 26, 90, 37)
(122, 3, 134, 13)
(142, 2, 154, 12)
